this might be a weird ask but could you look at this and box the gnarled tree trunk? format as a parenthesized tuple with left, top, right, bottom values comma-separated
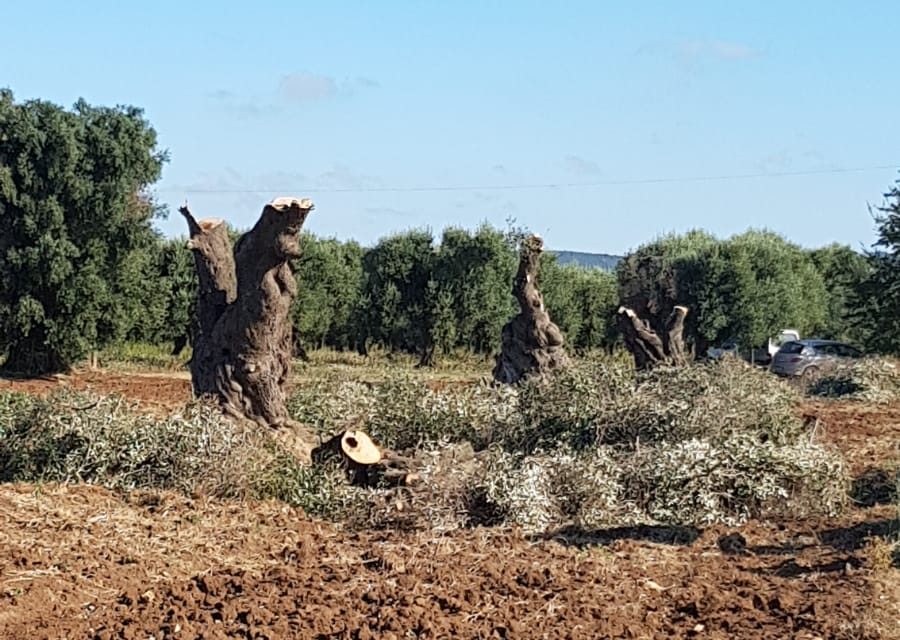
(181, 197, 313, 427)
(493, 234, 569, 383)
(618, 305, 690, 371)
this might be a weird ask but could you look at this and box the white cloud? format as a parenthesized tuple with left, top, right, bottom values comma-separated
(277, 72, 380, 103)
(637, 38, 761, 63)
(315, 164, 381, 190)
(209, 71, 379, 117)
(207, 89, 281, 119)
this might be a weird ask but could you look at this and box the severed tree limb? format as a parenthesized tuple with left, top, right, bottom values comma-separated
(180, 205, 237, 396)
(618, 305, 690, 370)
(664, 305, 690, 367)
(312, 429, 419, 487)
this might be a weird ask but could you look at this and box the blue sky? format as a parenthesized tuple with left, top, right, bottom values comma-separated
(2, 1, 899, 253)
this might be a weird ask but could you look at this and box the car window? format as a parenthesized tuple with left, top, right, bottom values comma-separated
(817, 344, 838, 356)
(836, 344, 862, 358)
(779, 342, 804, 354)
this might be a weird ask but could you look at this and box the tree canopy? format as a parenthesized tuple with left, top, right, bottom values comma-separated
(618, 229, 830, 354)
(0, 90, 166, 373)
(854, 182, 900, 354)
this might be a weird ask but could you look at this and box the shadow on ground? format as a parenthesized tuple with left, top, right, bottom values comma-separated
(851, 467, 898, 508)
(539, 524, 701, 548)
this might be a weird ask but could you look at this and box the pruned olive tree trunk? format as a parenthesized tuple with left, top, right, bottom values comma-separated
(617, 305, 690, 371)
(493, 234, 569, 383)
(181, 197, 313, 427)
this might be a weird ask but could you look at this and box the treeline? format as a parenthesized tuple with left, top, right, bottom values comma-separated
(118, 220, 890, 364)
(2, 90, 899, 374)
(126, 224, 621, 360)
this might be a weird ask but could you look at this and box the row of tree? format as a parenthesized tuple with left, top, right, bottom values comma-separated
(113, 218, 889, 366)
(1, 91, 899, 374)
(117, 223, 621, 362)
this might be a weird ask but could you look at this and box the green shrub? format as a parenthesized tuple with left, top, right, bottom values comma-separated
(279, 356, 846, 532)
(289, 375, 519, 451)
(478, 445, 626, 533)
(510, 359, 634, 452)
(252, 451, 367, 521)
(365, 378, 518, 450)
(0, 392, 36, 439)
(0, 349, 852, 534)
(614, 358, 803, 445)
(621, 434, 848, 526)
(286, 375, 376, 436)
(507, 357, 803, 452)
(0, 390, 258, 496)
(473, 433, 845, 532)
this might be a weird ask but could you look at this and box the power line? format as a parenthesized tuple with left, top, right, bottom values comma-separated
(157, 163, 899, 195)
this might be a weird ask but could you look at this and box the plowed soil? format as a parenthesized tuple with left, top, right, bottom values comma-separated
(0, 485, 896, 640)
(0, 370, 192, 414)
(1, 370, 898, 639)
(802, 399, 900, 473)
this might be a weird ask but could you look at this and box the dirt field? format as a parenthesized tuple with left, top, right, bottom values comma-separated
(0, 369, 192, 415)
(1, 369, 898, 639)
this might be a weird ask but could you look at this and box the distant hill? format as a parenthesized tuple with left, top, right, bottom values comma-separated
(552, 250, 622, 271)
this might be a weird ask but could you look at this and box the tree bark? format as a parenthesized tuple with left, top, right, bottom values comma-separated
(618, 305, 690, 370)
(493, 234, 569, 383)
(181, 197, 313, 427)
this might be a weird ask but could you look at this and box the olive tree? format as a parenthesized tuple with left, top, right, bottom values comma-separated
(0, 91, 166, 373)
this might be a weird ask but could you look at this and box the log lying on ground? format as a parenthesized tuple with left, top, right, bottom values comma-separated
(493, 234, 569, 384)
(312, 430, 419, 488)
(181, 197, 314, 427)
(618, 305, 690, 370)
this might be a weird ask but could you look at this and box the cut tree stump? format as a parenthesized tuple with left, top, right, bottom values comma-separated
(493, 234, 569, 384)
(181, 197, 313, 428)
(312, 429, 419, 488)
(618, 305, 690, 370)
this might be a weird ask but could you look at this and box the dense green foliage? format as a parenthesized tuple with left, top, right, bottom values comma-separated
(429, 225, 517, 354)
(0, 91, 166, 373)
(617, 230, 719, 353)
(63, 220, 892, 363)
(703, 230, 828, 348)
(357, 229, 436, 357)
(854, 183, 900, 354)
(808, 243, 871, 344)
(618, 229, 840, 353)
(291, 233, 364, 351)
(284, 224, 619, 361)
